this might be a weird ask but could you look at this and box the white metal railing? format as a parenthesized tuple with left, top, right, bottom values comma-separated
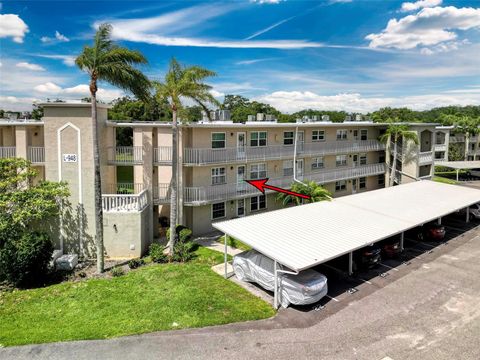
(154, 146, 172, 163)
(107, 146, 143, 164)
(183, 140, 385, 165)
(434, 144, 447, 152)
(105, 183, 144, 195)
(418, 151, 433, 165)
(27, 146, 45, 163)
(182, 163, 385, 204)
(0, 146, 16, 158)
(102, 189, 148, 212)
(152, 183, 171, 203)
(449, 135, 465, 143)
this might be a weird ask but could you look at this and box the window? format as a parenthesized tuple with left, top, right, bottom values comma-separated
(336, 155, 347, 167)
(312, 157, 324, 170)
(237, 199, 245, 217)
(336, 129, 347, 140)
(211, 167, 226, 185)
(379, 153, 386, 163)
(335, 180, 347, 192)
(360, 154, 367, 165)
(435, 151, 445, 160)
(312, 130, 325, 142)
(211, 133, 226, 149)
(250, 131, 267, 147)
(283, 160, 293, 176)
(435, 132, 445, 145)
(359, 177, 366, 189)
(212, 202, 226, 220)
(250, 163, 267, 179)
(250, 195, 266, 211)
(378, 174, 385, 186)
(353, 130, 359, 140)
(283, 131, 294, 145)
(360, 129, 368, 141)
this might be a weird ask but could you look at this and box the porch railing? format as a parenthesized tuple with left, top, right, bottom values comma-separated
(183, 140, 385, 165)
(153, 146, 172, 164)
(107, 146, 143, 164)
(0, 147, 16, 158)
(172, 163, 386, 204)
(105, 183, 144, 195)
(27, 146, 45, 163)
(102, 189, 149, 212)
(418, 151, 433, 165)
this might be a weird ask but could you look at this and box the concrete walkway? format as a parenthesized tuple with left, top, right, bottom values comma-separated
(194, 234, 243, 256)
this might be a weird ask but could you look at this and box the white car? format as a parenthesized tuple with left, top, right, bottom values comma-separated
(233, 250, 328, 308)
(469, 203, 480, 220)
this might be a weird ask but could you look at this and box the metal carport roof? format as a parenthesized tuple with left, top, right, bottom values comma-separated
(213, 181, 480, 272)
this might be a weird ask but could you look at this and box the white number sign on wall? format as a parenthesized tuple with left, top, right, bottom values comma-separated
(63, 154, 78, 163)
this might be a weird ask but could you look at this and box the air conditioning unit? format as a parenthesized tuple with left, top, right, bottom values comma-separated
(219, 110, 231, 121)
(345, 115, 352, 122)
(312, 115, 319, 121)
(257, 113, 265, 121)
(355, 114, 363, 121)
(247, 115, 255, 121)
(265, 114, 275, 121)
(321, 115, 330, 122)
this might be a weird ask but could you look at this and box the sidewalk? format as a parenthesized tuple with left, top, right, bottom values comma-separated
(194, 234, 243, 256)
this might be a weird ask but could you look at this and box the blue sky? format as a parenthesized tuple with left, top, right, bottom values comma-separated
(1, 0, 480, 113)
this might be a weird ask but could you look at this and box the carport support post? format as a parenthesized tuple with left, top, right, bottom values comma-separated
(274, 261, 278, 309)
(400, 232, 404, 252)
(348, 252, 353, 276)
(224, 233, 228, 279)
(456, 169, 459, 182)
(466, 207, 470, 223)
(437, 217, 442, 225)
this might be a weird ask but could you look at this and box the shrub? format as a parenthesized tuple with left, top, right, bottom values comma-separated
(0, 231, 53, 287)
(128, 258, 144, 269)
(110, 266, 125, 277)
(149, 243, 168, 263)
(172, 241, 195, 263)
(166, 225, 188, 243)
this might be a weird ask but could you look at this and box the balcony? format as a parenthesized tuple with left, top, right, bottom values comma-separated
(152, 163, 385, 205)
(449, 136, 465, 143)
(183, 140, 385, 166)
(102, 189, 149, 212)
(153, 146, 172, 164)
(418, 151, 434, 165)
(107, 146, 143, 165)
(27, 146, 45, 164)
(434, 143, 447, 152)
(105, 183, 144, 195)
(0, 146, 16, 158)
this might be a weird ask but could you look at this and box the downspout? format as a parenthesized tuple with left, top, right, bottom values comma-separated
(274, 260, 299, 309)
(293, 126, 304, 185)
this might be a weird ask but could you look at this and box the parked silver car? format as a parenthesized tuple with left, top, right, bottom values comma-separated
(233, 250, 328, 308)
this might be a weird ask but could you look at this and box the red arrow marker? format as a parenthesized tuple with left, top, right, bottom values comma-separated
(245, 178, 310, 200)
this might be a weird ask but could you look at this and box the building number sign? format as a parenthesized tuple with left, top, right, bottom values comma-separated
(63, 154, 78, 163)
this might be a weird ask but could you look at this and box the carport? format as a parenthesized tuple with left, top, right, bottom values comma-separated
(213, 180, 480, 308)
(436, 161, 480, 181)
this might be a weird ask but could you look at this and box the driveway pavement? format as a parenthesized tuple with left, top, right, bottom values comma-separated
(2, 218, 480, 360)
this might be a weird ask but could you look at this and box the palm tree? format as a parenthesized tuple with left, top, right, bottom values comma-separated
(154, 58, 220, 255)
(277, 180, 331, 206)
(379, 121, 419, 187)
(75, 23, 150, 273)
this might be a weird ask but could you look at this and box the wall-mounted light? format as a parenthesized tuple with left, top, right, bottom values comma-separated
(230, 132, 234, 136)
(113, 224, 118, 233)
(230, 166, 234, 170)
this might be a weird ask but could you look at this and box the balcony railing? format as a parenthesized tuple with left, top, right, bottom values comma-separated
(449, 136, 465, 143)
(105, 183, 144, 195)
(434, 144, 447, 152)
(418, 151, 433, 165)
(151, 163, 385, 205)
(183, 140, 385, 165)
(0, 147, 16, 158)
(27, 146, 45, 163)
(107, 146, 143, 164)
(153, 146, 172, 164)
(102, 189, 148, 212)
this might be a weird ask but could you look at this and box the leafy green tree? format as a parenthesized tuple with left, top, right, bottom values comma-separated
(0, 158, 69, 286)
(178, 105, 203, 122)
(154, 58, 219, 256)
(108, 96, 172, 121)
(31, 104, 44, 120)
(75, 23, 151, 273)
(442, 114, 480, 159)
(379, 121, 419, 186)
(276, 181, 331, 206)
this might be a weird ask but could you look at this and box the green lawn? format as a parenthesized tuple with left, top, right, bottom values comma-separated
(433, 176, 458, 185)
(218, 235, 252, 251)
(0, 247, 274, 347)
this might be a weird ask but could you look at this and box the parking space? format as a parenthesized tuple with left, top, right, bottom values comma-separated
(285, 210, 480, 315)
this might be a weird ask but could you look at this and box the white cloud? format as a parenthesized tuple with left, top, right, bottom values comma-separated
(0, 14, 29, 43)
(210, 90, 225, 98)
(401, 0, 442, 12)
(41, 30, 70, 43)
(255, 90, 480, 113)
(33, 82, 123, 102)
(0, 96, 41, 111)
(100, 4, 325, 49)
(35, 54, 76, 66)
(15, 62, 46, 71)
(366, 6, 480, 50)
(235, 58, 275, 65)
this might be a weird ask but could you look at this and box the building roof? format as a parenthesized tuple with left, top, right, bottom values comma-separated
(436, 161, 480, 170)
(213, 180, 480, 272)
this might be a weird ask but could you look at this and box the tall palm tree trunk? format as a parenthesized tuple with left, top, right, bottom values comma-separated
(168, 109, 178, 255)
(390, 138, 398, 187)
(90, 82, 104, 273)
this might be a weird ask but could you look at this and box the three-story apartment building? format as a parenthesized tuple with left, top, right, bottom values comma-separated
(0, 103, 440, 258)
